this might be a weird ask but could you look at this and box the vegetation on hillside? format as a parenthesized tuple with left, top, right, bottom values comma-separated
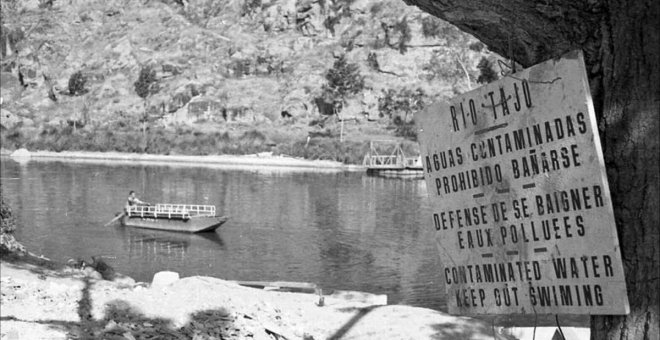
(378, 88, 426, 140)
(68, 71, 87, 96)
(0, 185, 25, 255)
(0, 123, 372, 163)
(321, 55, 364, 110)
(134, 66, 159, 100)
(0, 0, 501, 162)
(476, 57, 498, 84)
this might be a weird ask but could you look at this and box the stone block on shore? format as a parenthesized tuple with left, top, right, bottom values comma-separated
(151, 271, 180, 289)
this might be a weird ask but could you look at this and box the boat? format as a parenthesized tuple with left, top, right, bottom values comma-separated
(122, 203, 228, 233)
(362, 140, 424, 178)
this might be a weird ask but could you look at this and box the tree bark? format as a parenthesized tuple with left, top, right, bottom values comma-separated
(591, 1, 659, 339)
(401, 0, 660, 339)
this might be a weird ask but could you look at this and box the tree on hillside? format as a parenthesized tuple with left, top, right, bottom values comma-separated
(419, 16, 479, 89)
(321, 55, 364, 141)
(378, 87, 426, 140)
(423, 50, 474, 90)
(321, 55, 364, 109)
(378, 87, 425, 123)
(134, 66, 159, 151)
(403, 0, 659, 339)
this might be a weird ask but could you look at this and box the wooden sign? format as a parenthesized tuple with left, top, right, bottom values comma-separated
(416, 50, 629, 315)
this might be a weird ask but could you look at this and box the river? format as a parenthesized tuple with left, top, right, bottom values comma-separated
(0, 157, 446, 310)
(0, 156, 591, 327)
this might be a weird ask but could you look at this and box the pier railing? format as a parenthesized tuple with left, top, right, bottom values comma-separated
(362, 141, 422, 170)
(364, 154, 403, 168)
(127, 204, 216, 219)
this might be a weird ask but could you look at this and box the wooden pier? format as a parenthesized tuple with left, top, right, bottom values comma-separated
(362, 141, 423, 178)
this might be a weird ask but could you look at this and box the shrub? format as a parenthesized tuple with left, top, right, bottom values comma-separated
(420, 16, 466, 46)
(378, 87, 426, 119)
(469, 41, 485, 52)
(134, 66, 158, 99)
(1, 184, 26, 254)
(68, 71, 87, 96)
(240, 129, 266, 143)
(477, 57, 499, 84)
(421, 16, 442, 38)
(182, 0, 224, 28)
(0, 127, 24, 150)
(241, 0, 262, 17)
(393, 17, 411, 54)
(1, 26, 24, 59)
(274, 138, 367, 164)
(227, 59, 252, 77)
(378, 87, 426, 140)
(370, 2, 384, 15)
(367, 52, 379, 71)
(324, 0, 353, 34)
(1, 186, 16, 234)
(394, 121, 417, 141)
(422, 52, 463, 82)
(38, 0, 54, 9)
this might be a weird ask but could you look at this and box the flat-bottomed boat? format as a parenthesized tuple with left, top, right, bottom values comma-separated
(122, 203, 227, 233)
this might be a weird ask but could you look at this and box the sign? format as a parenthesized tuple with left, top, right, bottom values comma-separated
(416, 50, 629, 315)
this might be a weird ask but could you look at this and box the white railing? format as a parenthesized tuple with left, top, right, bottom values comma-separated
(155, 204, 215, 216)
(127, 204, 216, 219)
(363, 155, 403, 168)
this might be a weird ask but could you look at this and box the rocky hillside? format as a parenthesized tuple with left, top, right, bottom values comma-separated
(0, 0, 498, 159)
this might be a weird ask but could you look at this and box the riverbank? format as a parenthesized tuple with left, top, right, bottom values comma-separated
(0, 121, 418, 167)
(0, 257, 589, 340)
(4, 149, 367, 172)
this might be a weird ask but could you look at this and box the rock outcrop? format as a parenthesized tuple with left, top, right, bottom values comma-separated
(0, 0, 495, 131)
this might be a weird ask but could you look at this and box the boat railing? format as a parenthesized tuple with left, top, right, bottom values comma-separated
(127, 204, 216, 220)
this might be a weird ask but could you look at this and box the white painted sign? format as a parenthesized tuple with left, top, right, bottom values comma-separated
(416, 50, 629, 315)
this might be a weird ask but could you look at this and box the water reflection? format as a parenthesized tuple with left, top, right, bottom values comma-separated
(112, 228, 224, 262)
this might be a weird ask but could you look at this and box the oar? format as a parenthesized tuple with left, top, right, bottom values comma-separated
(104, 212, 125, 226)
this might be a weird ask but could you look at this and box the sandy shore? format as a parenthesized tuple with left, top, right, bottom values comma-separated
(0, 259, 590, 340)
(0, 260, 485, 340)
(5, 149, 366, 172)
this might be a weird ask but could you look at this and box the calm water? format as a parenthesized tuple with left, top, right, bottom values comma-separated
(0, 157, 446, 310)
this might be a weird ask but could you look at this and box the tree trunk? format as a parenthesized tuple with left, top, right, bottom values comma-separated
(591, 1, 659, 338)
(142, 99, 148, 153)
(401, 0, 659, 339)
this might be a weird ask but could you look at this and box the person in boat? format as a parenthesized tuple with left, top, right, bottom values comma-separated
(125, 191, 149, 214)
